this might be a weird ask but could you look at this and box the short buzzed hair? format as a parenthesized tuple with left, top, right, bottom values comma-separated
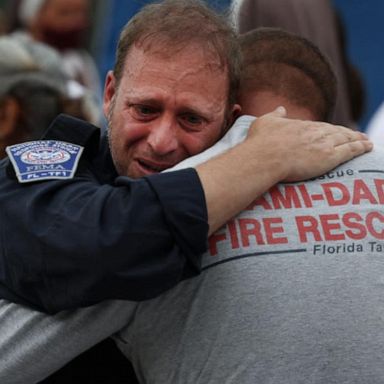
(113, 0, 241, 107)
(239, 27, 337, 121)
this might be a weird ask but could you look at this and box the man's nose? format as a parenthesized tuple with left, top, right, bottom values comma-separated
(147, 117, 179, 155)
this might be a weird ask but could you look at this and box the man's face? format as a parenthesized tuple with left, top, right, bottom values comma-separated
(103, 44, 239, 178)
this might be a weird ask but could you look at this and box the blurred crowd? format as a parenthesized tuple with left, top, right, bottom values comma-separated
(0, 0, 102, 160)
(0, 0, 383, 156)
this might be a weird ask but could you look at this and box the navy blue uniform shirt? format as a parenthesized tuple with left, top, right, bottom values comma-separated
(0, 115, 209, 313)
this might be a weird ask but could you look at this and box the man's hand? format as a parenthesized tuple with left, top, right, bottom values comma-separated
(197, 107, 373, 234)
(247, 106, 373, 182)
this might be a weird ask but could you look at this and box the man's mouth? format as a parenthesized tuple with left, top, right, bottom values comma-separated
(137, 159, 172, 173)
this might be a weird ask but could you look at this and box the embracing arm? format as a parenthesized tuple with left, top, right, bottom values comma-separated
(197, 108, 372, 234)
(0, 111, 371, 312)
(0, 299, 136, 384)
(0, 163, 208, 313)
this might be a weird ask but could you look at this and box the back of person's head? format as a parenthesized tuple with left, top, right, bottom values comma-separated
(233, 0, 358, 127)
(0, 34, 67, 157)
(238, 27, 337, 121)
(114, 0, 241, 106)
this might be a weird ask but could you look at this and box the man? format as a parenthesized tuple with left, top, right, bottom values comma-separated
(114, 28, 384, 383)
(0, 0, 369, 314)
(0, 25, 372, 383)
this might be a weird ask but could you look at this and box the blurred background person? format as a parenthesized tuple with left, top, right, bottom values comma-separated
(231, 0, 365, 130)
(15, 0, 103, 104)
(0, 34, 67, 159)
(0, 33, 102, 159)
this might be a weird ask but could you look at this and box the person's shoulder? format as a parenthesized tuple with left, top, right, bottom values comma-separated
(348, 146, 384, 168)
(43, 114, 101, 149)
(370, 145, 384, 159)
(46, 114, 117, 182)
(366, 102, 384, 145)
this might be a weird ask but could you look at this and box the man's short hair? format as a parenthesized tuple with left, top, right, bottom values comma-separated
(113, 0, 241, 107)
(239, 27, 337, 121)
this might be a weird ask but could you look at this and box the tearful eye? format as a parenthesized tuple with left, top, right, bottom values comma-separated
(179, 113, 207, 132)
(185, 115, 202, 124)
(129, 104, 159, 120)
(135, 105, 156, 115)
(181, 113, 205, 128)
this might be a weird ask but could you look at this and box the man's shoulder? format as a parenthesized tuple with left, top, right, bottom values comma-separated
(44, 115, 118, 182)
(349, 146, 384, 166)
(43, 114, 101, 149)
(2, 115, 116, 185)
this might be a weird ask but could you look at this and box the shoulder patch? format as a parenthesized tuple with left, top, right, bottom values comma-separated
(6, 140, 84, 183)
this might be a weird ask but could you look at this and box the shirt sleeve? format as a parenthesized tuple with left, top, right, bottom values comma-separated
(0, 298, 136, 384)
(0, 159, 208, 313)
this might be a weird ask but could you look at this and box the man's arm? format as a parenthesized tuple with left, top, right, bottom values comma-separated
(0, 115, 210, 313)
(197, 108, 372, 233)
(0, 111, 371, 312)
(0, 162, 208, 313)
(0, 299, 136, 384)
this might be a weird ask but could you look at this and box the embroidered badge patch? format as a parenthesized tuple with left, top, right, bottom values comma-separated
(6, 140, 84, 183)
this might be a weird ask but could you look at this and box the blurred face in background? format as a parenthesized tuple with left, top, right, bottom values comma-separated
(31, 0, 90, 50)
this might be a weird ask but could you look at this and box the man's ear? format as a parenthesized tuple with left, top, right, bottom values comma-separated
(103, 71, 116, 118)
(0, 97, 20, 140)
(228, 103, 242, 125)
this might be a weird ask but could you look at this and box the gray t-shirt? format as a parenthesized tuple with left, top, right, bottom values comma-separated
(116, 116, 384, 383)
(1, 116, 383, 384)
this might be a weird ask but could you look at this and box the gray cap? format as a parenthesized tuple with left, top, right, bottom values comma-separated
(0, 33, 68, 97)
(18, 0, 46, 26)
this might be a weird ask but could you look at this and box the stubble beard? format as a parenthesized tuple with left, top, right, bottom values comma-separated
(106, 97, 128, 177)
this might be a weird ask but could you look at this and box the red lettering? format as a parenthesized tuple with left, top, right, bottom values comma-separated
(297, 184, 313, 208)
(270, 185, 302, 209)
(209, 230, 226, 256)
(228, 220, 240, 249)
(352, 180, 378, 204)
(319, 214, 345, 241)
(321, 182, 350, 206)
(343, 212, 367, 240)
(374, 179, 384, 204)
(366, 212, 384, 239)
(249, 196, 272, 210)
(239, 218, 265, 246)
(295, 215, 322, 242)
(263, 217, 288, 244)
